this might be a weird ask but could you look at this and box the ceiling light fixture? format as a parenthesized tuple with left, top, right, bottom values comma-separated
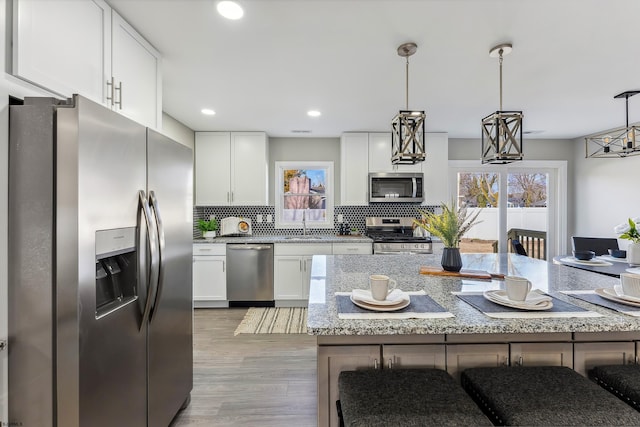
(391, 42, 426, 165)
(585, 90, 640, 158)
(217, 1, 244, 20)
(307, 110, 321, 117)
(481, 43, 524, 164)
(201, 108, 216, 115)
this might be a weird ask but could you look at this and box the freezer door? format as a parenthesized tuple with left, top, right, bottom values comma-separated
(57, 95, 148, 427)
(146, 128, 194, 426)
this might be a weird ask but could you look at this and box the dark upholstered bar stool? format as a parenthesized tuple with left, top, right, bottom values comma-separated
(589, 364, 640, 411)
(337, 368, 492, 426)
(461, 366, 640, 426)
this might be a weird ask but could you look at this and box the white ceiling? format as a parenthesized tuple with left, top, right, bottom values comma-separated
(108, 0, 640, 139)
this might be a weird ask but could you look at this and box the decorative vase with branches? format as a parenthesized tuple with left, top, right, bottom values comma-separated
(414, 200, 482, 271)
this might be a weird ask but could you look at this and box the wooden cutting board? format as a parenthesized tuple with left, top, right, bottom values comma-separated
(419, 266, 505, 280)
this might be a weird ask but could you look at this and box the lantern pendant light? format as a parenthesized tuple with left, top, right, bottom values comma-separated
(585, 90, 640, 158)
(481, 43, 524, 164)
(391, 42, 426, 165)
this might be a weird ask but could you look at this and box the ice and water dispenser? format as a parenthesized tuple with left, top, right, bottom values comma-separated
(95, 227, 138, 318)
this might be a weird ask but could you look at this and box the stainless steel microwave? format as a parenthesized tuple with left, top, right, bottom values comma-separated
(369, 172, 424, 203)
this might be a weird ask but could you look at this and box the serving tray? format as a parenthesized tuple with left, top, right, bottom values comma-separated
(419, 266, 504, 280)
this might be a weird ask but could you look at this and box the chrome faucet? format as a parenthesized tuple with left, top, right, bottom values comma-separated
(302, 210, 307, 236)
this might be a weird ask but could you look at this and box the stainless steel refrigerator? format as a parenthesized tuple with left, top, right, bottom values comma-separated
(8, 95, 193, 427)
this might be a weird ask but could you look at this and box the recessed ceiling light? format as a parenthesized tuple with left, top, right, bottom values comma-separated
(217, 1, 244, 20)
(201, 108, 216, 115)
(307, 110, 321, 117)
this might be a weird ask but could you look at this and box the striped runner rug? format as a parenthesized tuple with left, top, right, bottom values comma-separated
(234, 307, 308, 335)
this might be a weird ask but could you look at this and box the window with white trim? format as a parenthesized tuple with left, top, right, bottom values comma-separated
(275, 161, 334, 229)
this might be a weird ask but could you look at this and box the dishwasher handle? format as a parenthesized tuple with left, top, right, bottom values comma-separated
(227, 244, 272, 251)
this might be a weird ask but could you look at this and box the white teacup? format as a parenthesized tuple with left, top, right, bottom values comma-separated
(369, 274, 397, 301)
(505, 276, 532, 301)
(620, 273, 640, 298)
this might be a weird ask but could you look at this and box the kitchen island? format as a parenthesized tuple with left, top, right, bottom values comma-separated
(308, 253, 640, 427)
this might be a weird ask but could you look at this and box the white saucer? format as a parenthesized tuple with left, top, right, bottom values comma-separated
(627, 267, 640, 274)
(483, 289, 553, 311)
(351, 289, 408, 306)
(612, 285, 640, 303)
(561, 257, 613, 266)
(596, 288, 640, 308)
(350, 294, 410, 312)
(597, 255, 629, 263)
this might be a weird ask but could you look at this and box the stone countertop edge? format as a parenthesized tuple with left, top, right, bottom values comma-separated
(193, 235, 373, 244)
(306, 253, 640, 336)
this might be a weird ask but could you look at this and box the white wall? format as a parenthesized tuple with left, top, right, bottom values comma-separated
(571, 137, 640, 250)
(268, 137, 340, 205)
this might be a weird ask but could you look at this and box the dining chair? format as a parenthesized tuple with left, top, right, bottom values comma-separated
(511, 239, 528, 256)
(571, 237, 619, 256)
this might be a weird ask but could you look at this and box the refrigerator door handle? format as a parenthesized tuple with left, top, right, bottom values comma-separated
(138, 190, 159, 331)
(148, 191, 165, 323)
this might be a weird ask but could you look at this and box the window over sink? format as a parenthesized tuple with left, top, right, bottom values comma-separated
(275, 161, 334, 229)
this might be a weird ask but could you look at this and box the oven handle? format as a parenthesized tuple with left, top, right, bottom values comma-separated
(374, 250, 424, 255)
(412, 177, 417, 198)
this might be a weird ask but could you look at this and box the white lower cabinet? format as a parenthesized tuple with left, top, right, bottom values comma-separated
(318, 345, 380, 427)
(331, 243, 372, 255)
(574, 342, 635, 376)
(510, 342, 573, 368)
(192, 244, 227, 307)
(383, 344, 446, 370)
(274, 243, 332, 304)
(446, 344, 509, 380)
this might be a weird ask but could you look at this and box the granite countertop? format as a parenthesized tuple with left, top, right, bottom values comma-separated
(194, 235, 373, 244)
(307, 253, 640, 336)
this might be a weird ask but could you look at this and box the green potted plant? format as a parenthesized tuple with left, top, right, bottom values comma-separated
(198, 218, 219, 239)
(614, 217, 640, 266)
(414, 200, 482, 271)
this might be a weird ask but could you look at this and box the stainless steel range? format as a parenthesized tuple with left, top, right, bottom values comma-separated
(365, 217, 433, 254)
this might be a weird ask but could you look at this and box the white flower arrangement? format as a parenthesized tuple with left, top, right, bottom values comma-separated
(614, 217, 640, 244)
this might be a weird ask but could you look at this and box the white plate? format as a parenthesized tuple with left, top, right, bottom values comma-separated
(612, 285, 640, 304)
(350, 294, 410, 312)
(597, 255, 628, 263)
(627, 267, 640, 274)
(596, 288, 640, 308)
(483, 290, 553, 311)
(560, 257, 613, 266)
(351, 289, 408, 306)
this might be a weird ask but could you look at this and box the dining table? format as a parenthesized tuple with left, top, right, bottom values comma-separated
(553, 254, 639, 277)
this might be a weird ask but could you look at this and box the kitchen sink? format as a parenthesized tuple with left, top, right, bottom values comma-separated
(284, 236, 324, 240)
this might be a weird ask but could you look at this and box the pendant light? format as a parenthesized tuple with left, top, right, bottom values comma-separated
(585, 91, 640, 158)
(481, 43, 524, 164)
(391, 42, 426, 165)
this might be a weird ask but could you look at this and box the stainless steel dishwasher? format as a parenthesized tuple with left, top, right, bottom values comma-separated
(226, 243, 274, 307)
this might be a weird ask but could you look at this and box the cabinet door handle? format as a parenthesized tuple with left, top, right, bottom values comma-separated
(516, 355, 524, 366)
(227, 192, 230, 203)
(106, 77, 115, 106)
(373, 358, 379, 370)
(303, 259, 307, 272)
(299, 259, 303, 271)
(222, 260, 225, 273)
(231, 191, 234, 203)
(387, 357, 393, 369)
(115, 81, 122, 110)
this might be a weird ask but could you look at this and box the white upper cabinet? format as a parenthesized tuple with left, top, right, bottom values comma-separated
(12, 0, 111, 103)
(368, 132, 422, 173)
(195, 132, 268, 206)
(340, 133, 369, 205)
(111, 10, 162, 129)
(195, 132, 231, 205)
(11, 0, 161, 129)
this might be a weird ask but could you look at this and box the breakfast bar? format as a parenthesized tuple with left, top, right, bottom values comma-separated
(308, 253, 640, 426)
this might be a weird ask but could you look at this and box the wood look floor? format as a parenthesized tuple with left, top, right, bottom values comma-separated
(170, 308, 318, 426)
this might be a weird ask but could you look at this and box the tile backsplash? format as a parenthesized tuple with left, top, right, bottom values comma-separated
(194, 204, 437, 237)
